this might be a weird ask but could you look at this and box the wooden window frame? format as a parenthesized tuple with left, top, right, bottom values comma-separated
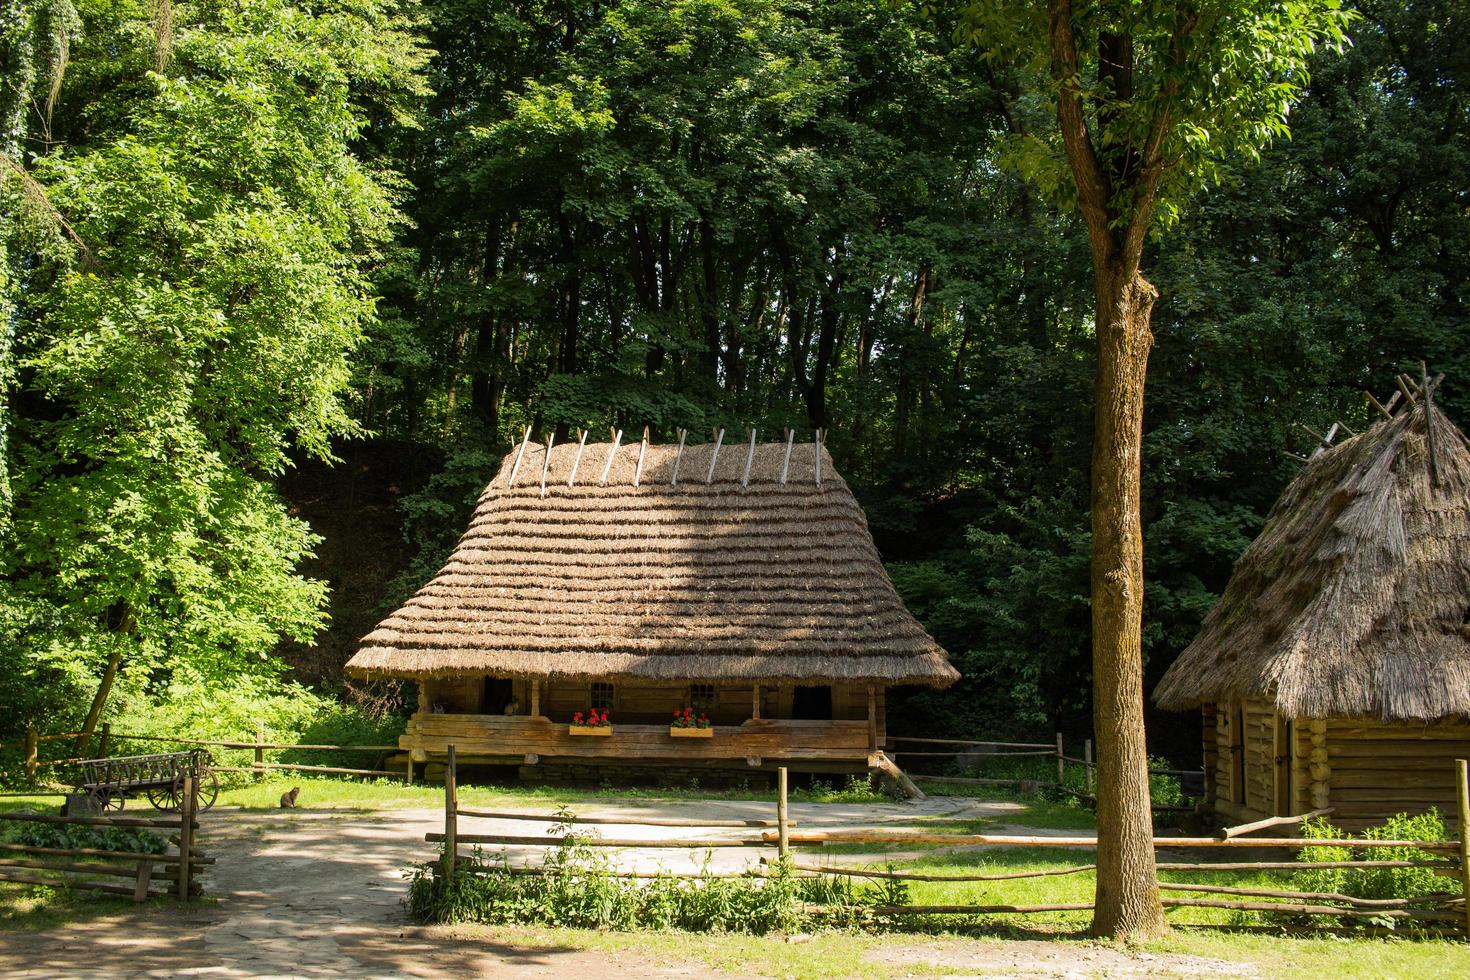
(589, 682, 615, 711)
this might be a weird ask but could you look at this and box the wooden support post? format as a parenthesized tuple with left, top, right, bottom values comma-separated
(178, 775, 195, 901)
(1055, 733, 1064, 786)
(444, 745, 458, 877)
(254, 722, 265, 782)
(751, 685, 761, 720)
(776, 766, 789, 859)
(530, 680, 540, 718)
(1457, 759, 1470, 937)
(866, 686, 878, 752)
(24, 725, 36, 781)
(133, 858, 155, 903)
(1084, 739, 1094, 794)
(405, 756, 414, 785)
(99, 722, 111, 758)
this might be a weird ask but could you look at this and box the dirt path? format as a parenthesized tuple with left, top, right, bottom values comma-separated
(0, 800, 1257, 978)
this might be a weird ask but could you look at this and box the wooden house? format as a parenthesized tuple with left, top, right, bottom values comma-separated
(1154, 388, 1470, 829)
(347, 432, 958, 784)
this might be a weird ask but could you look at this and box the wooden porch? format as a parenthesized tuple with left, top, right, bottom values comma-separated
(400, 714, 876, 769)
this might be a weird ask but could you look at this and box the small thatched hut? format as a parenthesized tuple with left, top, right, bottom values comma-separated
(1155, 392, 1470, 829)
(348, 433, 957, 782)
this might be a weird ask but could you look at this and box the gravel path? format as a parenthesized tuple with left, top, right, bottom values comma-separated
(0, 798, 1256, 978)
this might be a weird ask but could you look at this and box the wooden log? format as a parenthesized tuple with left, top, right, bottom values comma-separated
(839, 903, 1096, 915)
(454, 809, 787, 829)
(0, 867, 171, 899)
(134, 858, 153, 903)
(768, 830, 1459, 851)
(249, 762, 406, 778)
(1056, 733, 1064, 785)
(178, 774, 194, 901)
(886, 737, 1055, 749)
(1157, 860, 1451, 872)
(891, 750, 1055, 758)
(869, 752, 923, 800)
(0, 856, 180, 880)
(777, 767, 789, 857)
(1220, 808, 1333, 839)
(911, 775, 1023, 788)
(1161, 896, 1460, 921)
(0, 811, 191, 830)
(475, 865, 791, 880)
(425, 833, 770, 849)
(1158, 881, 1460, 908)
(254, 722, 265, 783)
(0, 842, 212, 865)
(93, 732, 399, 751)
(444, 745, 457, 877)
(763, 858, 1096, 882)
(1458, 759, 1470, 937)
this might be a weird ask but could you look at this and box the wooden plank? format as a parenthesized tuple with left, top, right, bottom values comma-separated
(425, 833, 770, 849)
(455, 809, 786, 829)
(1220, 808, 1333, 839)
(0, 811, 189, 830)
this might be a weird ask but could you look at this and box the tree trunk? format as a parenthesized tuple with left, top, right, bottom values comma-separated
(1089, 263, 1165, 939)
(75, 641, 124, 757)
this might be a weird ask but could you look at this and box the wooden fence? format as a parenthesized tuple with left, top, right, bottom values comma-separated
(0, 776, 209, 902)
(426, 743, 1470, 935)
(0, 723, 409, 784)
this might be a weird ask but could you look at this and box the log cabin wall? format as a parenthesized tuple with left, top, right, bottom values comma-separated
(1200, 704, 1217, 807)
(1210, 698, 1277, 824)
(1321, 716, 1470, 831)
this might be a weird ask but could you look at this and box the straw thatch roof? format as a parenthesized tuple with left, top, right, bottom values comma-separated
(348, 437, 957, 687)
(1154, 399, 1470, 722)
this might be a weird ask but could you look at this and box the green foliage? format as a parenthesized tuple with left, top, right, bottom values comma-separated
(405, 814, 901, 933)
(1295, 811, 1450, 913)
(14, 822, 166, 855)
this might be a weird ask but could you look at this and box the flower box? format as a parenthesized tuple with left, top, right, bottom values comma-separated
(568, 725, 612, 736)
(670, 727, 713, 738)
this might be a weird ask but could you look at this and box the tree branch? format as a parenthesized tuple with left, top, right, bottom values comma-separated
(1047, 0, 1116, 266)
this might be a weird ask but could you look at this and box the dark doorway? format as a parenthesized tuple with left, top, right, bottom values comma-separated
(792, 685, 832, 720)
(482, 677, 514, 714)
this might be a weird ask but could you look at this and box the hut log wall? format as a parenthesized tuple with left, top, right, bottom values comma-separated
(1322, 716, 1470, 830)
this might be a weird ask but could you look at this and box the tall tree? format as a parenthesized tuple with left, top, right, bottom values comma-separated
(961, 0, 1351, 937)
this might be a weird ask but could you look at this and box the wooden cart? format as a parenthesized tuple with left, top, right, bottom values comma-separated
(75, 749, 220, 812)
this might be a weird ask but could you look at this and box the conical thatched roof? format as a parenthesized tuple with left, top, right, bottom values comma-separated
(1155, 400, 1470, 722)
(347, 438, 957, 687)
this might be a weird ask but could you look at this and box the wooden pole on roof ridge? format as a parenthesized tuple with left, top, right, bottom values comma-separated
(567, 428, 588, 487)
(539, 432, 555, 497)
(706, 428, 725, 483)
(1396, 375, 1419, 406)
(781, 429, 794, 484)
(599, 429, 623, 486)
(634, 426, 649, 487)
(1367, 390, 1395, 421)
(741, 428, 757, 488)
(1423, 361, 1441, 488)
(505, 426, 532, 487)
(672, 428, 687, 485)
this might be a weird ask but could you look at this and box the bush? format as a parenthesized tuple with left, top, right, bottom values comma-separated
(1295, 810, 1449, 904)
(16, 822, 167, 854)
(404, 807, 905, 932)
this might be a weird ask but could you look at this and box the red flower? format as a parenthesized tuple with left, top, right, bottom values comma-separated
(573, 712, 583, 723)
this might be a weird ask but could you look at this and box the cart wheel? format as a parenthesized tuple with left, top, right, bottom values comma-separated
(196, 770, 220, 812)
(147, 780, 183, 812)
(91, 788, 125, 811)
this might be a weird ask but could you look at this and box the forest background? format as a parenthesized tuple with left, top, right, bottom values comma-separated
(1, 0, 1465, 763)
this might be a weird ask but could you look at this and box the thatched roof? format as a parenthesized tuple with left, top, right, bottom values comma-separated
(347, 438, 957, 687)
(1154, 400, 1470, 722)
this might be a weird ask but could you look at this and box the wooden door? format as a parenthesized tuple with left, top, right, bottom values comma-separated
(1272, 712, 1293, 817)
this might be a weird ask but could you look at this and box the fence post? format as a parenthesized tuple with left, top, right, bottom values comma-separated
(1457, 759, 1469, 937)
(1084, 739, 1094, 794)
(777, 766, 789, 858)
(1055, 733, 1064, 786)
(24, 725, 37, 781)
(99, 722, 111, 758)
(406, 755, 414, 785)
(254, 722, 265, 782)
(178, 774, 195, 901)
(444, 744, 457, 877)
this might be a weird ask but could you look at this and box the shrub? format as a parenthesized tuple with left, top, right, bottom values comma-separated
(404, 807, 903, 932)
(1293, 810, 1450, 928)
(17, 822, 167, 854)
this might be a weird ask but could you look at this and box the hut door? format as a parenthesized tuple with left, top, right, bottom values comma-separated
(792, 686, 832, 720)
(1272, 713, 1293, 817)
(481, 678, 514, 715)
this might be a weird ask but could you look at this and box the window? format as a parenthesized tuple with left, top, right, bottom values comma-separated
(689, 684, 716, 709)
(590, 682, 615, 711)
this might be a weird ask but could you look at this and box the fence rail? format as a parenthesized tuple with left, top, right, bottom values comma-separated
(423, 742, 1470, 935)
